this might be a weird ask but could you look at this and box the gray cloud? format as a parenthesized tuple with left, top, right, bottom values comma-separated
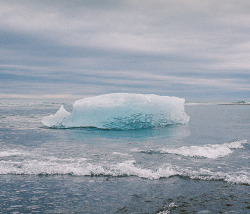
(0, 0, 249, 100)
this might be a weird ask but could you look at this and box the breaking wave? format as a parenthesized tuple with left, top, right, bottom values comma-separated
(0, 149, 27, 157)
(42, 93, 189, 130)
(138, 139, 247, 159)
(0, 155, 249, 185)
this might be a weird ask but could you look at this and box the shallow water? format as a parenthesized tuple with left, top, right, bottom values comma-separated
(0, 100, 249, 213)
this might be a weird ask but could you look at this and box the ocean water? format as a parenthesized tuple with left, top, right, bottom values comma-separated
(0, 99, 249, 213)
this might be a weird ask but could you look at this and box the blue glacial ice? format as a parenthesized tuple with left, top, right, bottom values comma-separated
(42, 93, 190, 130)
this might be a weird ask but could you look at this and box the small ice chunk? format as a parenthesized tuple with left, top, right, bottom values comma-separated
(42, 105, 70, 127)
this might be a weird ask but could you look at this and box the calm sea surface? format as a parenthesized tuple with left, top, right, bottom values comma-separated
(0, 100, 249, 213)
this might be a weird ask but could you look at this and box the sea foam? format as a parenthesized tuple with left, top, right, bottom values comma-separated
(160, 139, 247, 159)
(139, 139, 247, 159)
(1, 156, 249, 185)
(42, 93, 189, 130)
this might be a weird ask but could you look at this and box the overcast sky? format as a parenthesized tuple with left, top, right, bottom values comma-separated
(0, 0, 250, 101)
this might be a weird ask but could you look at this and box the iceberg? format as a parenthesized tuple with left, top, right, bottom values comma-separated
(42, 93, 189, 130)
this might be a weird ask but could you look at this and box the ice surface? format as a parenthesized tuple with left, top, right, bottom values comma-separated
(42, 93, 189, 129)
